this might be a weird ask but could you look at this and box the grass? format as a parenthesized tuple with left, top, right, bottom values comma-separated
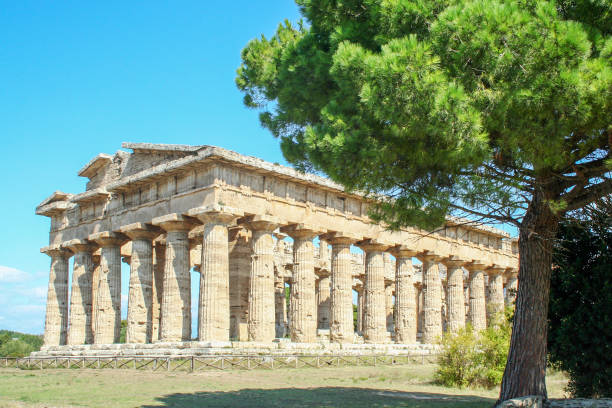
(0, 364, 569, 408)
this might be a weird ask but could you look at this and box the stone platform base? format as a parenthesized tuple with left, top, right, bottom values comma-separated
(32, 340, 439, 358)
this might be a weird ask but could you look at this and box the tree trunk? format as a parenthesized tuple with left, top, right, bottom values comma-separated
(498, 189, 560, 403)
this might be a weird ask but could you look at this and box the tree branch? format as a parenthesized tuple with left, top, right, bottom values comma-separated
(563, 178, 612, 212)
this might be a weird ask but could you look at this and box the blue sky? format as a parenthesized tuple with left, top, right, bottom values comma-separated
(0, 1, 302, 334)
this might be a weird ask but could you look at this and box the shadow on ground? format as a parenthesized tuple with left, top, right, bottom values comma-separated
(141, 387, 495, 408)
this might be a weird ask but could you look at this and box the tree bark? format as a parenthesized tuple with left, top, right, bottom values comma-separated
(498, 189, 560, 403)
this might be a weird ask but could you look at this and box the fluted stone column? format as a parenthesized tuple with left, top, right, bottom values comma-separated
(245, 215, 279, 342)
(42, 246, 71, 346)
(274, 278, 287, 338)
(65, 240, 95, 345)
(120, 223, 161, 344)
(316, 275, 331, 330)
(90, 231, 127, 344)
(357, 240, 389, 344)
(504, 268, 518, 306)
(327, 233, 359, 343)
(419, 252, 443, 343)
(385, 283, 394, 333)
(391, 247, 417, 344)
(188, 206, 243, 342)
(443, 257, 466, 334)
(415, 283, 424, 335)
(356, 286, 364, 333)
(486, 266, 505, 322)
(229, 228, 251, 341)
(152, 213, 196, 342)
(466, 262, 487, 331)
(91, 254, 101, 339)
(152, 241, 165, 341)
(282, 224, 320, 343)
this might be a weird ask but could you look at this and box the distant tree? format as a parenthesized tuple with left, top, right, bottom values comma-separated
(548, 198, 612, 397)
(237, 0, 611, 401)
(0, 330, 43, 357)
(119, 320, 127, 343)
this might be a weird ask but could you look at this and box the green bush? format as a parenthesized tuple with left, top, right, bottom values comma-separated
(0, 330, 43, 357)
(435, 309, 512, 389)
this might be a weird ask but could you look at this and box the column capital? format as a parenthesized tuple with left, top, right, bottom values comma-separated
(505, 267, 519, 278)
(485, 264, 506, 276)
(388, 245, 418, 258)
(356, 238, 391, 252)
(441, 256, 467, 268)
(152, 213, 198, 232)
(464, 260, 487, 271)
(280, 223, 325, 240)
(241, 214, 280, 232)
(120, 223, 162, 241)
(89, 231, 128, 247)
(320, 231, 361, 245)
(41, 245, 72, 258)
(186, 204, 244, 225)
(63, 239, 96, 254)
(416, 250, 443, 262)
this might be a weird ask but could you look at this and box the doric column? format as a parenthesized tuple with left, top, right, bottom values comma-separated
(442, 257, 467, 334)
(229, 227, 251, 341)
(418, 252, 443, 343)
(466, 262, 487, 331)
(326, 232, 360, 343)
(120, 223, 161, 344)
(504, 268, 518, 306)
(151, 240, 165, 341)
(91, 254, 101, 339)
(274, 278, 287, 338)
(152, 213, 197, 342)
(187, 205, 243, 342)
(65, 239, 96, 345)
(486, 265, 506, 322)
(41, 245, 71, 346)
(415, 282, 423, 334)
(385, 282, 394, 333)
(355, 284, 364, 333)
(244, 215, 279, 342)
(316, 274, 331, 330)
(356, 239, 389, 344)
(390, 247, 417, 344)
(89, 231, 127, 344)
(281, 224, 321, 343)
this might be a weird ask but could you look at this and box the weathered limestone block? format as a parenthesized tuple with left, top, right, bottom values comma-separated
(282, 224, 321, 343)
(486, 266, 506, 323)
(467, 263, 487, 331)
(187, 205, 243, 342)
(152, 213, 197, 342)
(120, 223, 161, 344)
(89, 231, 127, 344)
(419, 252, 443, 343)
(505, 268, 518, 306)
(42, 246, 71, 346)
(392, 247, 417, 344)
(327, 233, 360, 343)
(229, 228, 251, 341)
(151, 241, 165, 341)
(65, 240, 95, 345)
(245, 215, 279, 342)
(443, 257, 466, 334)
(358, 240, 389, 343)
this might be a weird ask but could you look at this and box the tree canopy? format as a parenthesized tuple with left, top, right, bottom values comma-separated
(237, 0, 611, 402)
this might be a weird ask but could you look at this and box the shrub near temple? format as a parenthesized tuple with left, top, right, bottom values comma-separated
(435, 309, 512, 389)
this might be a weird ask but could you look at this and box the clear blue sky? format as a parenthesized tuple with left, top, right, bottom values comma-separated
(0, 1, 302, 334)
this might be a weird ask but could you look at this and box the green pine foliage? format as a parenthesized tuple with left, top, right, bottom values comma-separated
(0, 330, 43, 357)
(548, 201, 612, 398)
(435, 309, 512, 389)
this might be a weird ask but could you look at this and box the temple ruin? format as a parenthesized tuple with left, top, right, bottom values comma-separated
(34, 143, 519, 357)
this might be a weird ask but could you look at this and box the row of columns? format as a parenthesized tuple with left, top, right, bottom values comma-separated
(42, 206, 518, 347)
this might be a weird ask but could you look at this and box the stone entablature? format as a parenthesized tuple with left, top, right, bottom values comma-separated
(37, 143, 519, 351)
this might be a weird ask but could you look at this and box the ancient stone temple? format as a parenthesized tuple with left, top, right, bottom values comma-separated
(35, 143, 519, 357)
